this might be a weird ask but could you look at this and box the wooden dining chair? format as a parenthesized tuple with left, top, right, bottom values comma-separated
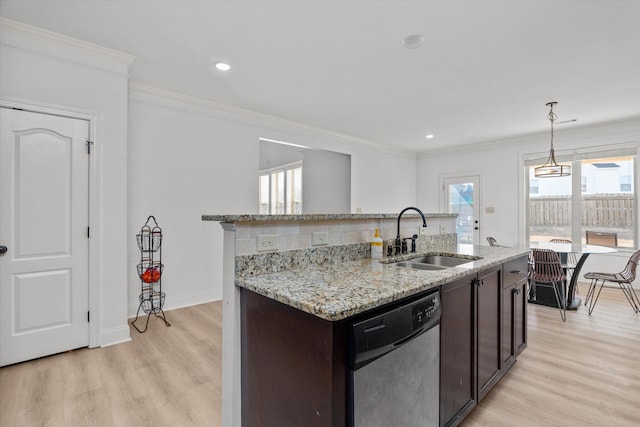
(529, 248, 567, 321)
(549, 238, 578, 292)
(583, 249, 640, 315)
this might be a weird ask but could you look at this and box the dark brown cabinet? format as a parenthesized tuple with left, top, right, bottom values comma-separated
(440, 275, 475, 427)
(440, 256, 529, 427)
(501, 257, 529, 369)
(476, 267, 502, 402)
(439, 268, 502, 427)
(241, 288, 348, 427)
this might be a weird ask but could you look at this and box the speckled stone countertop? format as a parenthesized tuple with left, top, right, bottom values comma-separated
(236, 244, 529, 321)
(202, 213, 456, 222)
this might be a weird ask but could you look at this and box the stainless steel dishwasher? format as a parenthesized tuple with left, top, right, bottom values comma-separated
(348, 289, 441, 427)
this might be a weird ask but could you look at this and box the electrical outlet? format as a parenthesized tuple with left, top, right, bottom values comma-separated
(257, 235, 278, 252)
(312, 231, 329, 246)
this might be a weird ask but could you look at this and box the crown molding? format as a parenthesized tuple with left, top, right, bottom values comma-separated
(0, 17, 135, 77)
(417, 116, 640, 160)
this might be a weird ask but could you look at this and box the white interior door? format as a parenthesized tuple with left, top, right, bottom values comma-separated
(0, 108, 90, 366)
(443, 175, 481, 245)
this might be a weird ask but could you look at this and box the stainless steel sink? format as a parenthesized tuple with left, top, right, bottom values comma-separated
(394, 254, 481, 270)
(405, 255, 477, 267)
(395, 261, 448, 271)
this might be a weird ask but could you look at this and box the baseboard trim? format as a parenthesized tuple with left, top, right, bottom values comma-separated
(100, 325, 131, 347)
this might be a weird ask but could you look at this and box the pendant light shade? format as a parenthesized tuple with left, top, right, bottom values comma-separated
(535, 102, 571, 178)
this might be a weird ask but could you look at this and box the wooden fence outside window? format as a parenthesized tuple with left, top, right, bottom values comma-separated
(529, 194, 634, 227)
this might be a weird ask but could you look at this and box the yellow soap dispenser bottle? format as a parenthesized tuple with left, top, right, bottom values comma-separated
(371, 228, 383, 259)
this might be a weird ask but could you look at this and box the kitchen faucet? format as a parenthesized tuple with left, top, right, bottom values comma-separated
(396, 207, 427, 255)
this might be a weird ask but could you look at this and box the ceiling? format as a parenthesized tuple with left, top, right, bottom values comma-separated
(1, 0, 639, 153)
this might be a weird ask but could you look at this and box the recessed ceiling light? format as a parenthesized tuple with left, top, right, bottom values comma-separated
(425, 134, 435, 139)
(402, 34, 425, 49)
(215, 62, 232, 71)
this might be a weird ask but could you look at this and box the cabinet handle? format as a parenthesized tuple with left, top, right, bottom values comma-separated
(512, 288, 520, 295)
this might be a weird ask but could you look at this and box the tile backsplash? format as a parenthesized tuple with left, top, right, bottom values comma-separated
(233, 215, 457, 256)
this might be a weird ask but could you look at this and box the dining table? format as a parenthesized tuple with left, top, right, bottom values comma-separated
(529, 241, 617, 310)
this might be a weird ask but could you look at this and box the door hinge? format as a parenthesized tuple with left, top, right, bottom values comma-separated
(86, 140, 94, 154)
(87, 311, 90, 322)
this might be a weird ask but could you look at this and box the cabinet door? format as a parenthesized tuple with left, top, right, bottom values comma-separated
(476, 267, 502, 402)
(502, 256, 529, 362)
(514, 278, 528, 355)
(501, 277, 529, 372)
(440, 277, 475, 427)
(501, 282, 517, 370)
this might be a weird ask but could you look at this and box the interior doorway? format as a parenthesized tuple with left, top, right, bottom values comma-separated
(0, 107, 91, 366)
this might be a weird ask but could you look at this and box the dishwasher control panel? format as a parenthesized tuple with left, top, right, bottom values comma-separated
(412, 293, 439, 329)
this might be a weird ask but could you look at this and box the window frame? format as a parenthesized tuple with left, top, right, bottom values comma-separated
(259, 161, 303, 215)
(523, 145, 638, 250)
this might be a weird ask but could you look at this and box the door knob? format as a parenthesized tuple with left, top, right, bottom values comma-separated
(0, 245, 7, 255)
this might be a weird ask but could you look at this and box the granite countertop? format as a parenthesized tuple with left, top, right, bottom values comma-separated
(202, 213, 456, 222)
(236, 244, 529, 321)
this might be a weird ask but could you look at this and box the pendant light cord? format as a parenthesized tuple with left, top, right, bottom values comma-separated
(547, 101, 557, 151)
(536, 101, 570, 177)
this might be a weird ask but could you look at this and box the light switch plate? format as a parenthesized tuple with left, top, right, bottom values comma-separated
(312, 231, 329, 246)
(257, 235, 278, 252)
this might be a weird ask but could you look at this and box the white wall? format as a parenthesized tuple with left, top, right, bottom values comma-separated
(302, 148, 351, 214)
(0, 19, 134, 345)
(127, 84, 418, 314)
(258, 140, 303, 170)
(417, 118, 640, 282)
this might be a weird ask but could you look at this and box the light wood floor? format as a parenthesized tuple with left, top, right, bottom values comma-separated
(0, 302, 223, 427)
(0, 285, 638, 426)
(462, 286, 640, 426)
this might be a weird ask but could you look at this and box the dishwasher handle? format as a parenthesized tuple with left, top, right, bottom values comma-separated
(351, 322, 430, 369)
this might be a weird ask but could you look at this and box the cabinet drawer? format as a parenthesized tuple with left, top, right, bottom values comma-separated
(503, 255, 528, 288)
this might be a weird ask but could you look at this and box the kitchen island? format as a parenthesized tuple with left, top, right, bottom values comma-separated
(237, 245, 525, 321)
(203, 214, 529, 427)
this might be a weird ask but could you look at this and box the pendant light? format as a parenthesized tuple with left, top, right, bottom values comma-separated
(535, 101, 571, 178)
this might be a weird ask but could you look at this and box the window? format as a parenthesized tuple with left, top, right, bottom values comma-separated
(527, 167, 572, 241)
(526, 148, 636, 249)
(259, 162, 302, 214)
